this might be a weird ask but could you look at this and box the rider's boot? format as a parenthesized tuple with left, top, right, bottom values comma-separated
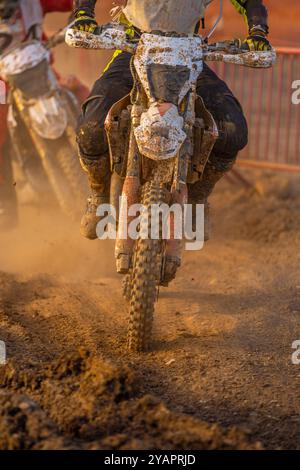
(189, 158, 234, 242)
(79, 153, 111, 240)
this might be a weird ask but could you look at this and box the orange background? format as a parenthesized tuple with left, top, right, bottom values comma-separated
(45, 0, 300, 85)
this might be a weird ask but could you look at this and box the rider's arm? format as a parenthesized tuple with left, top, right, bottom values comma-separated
(72, 0, 98, 32)
(73, 0, 97, 16)
(230, 0, 268, 33)
(230, 0, 271, 51)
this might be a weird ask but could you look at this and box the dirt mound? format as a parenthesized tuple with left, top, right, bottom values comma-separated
(237, 197, 299, 244)
(222, 174, 300, 244)
(2, 171, 300, 449)
(0, 349, 261, 450)
(0, 392, 69, 450)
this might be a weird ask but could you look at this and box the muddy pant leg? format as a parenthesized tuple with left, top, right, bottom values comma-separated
(189, 64, 248, 202)
(77, 52, 134, 194)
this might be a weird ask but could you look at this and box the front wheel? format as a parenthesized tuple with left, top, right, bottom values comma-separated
(127, 182, 169, 352)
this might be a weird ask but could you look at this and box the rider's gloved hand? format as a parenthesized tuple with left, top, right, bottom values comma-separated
(241, 26, 272, 51)
(72, 8, 98, 33)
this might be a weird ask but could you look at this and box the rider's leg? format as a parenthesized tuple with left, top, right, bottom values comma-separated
(77, 52, 133, 239)
(189, 64, 248, 240)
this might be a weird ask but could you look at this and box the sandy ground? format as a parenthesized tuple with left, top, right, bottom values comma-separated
(0, 169, 300, 449)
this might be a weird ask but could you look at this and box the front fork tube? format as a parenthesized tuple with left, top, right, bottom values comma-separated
(115, 90, 195, 278)
(115, 127, 141, 274)
(164, 92, 195, 267)
(164, 155, 189, 269)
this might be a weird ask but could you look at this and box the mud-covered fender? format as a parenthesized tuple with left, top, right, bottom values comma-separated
(28, 95, 68, 140)
(134, 102, 186, 160)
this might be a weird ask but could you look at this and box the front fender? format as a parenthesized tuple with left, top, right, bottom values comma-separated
(28, 95, 68, 140)
(134, 103, 186, 160)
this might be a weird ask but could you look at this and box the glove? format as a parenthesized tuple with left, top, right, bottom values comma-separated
(72, 8, 98, 33)
(242, 26, 272, 52)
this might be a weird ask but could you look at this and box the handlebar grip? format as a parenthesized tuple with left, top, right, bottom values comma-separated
(203, 49, 276, 69)
(65, 27, 137, 54)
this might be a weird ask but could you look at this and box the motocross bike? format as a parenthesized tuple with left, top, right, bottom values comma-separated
(66, 9, 276, 352)
(0, 28, 87, 217)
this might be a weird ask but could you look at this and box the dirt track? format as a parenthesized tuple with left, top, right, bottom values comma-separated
(1, 170, 300, 450)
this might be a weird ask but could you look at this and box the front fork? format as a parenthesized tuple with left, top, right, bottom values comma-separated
(114, 90, 196, 279)
(115, 127, 141, 274)
(162, 89, 196, 283)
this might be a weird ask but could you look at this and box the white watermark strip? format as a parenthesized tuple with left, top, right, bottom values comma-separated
(95, 199, 205, 251)
(292, 340, 300, 365)
(291, 80, 300, 105)
(0, 340, 6, 365)
(0, 80, 6, 105)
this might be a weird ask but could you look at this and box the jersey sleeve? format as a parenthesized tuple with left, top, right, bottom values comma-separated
(230, 0, 269, 31)
(73, 1, 97, 13)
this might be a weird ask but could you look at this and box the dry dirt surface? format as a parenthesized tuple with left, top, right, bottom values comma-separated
(0, 170, 300, 450)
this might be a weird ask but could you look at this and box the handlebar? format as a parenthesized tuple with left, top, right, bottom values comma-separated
(203, 40, 276, 68)
(66, 24, 137, 54)
(46, 26, 71, 50)
(65, 26, 276, 69)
